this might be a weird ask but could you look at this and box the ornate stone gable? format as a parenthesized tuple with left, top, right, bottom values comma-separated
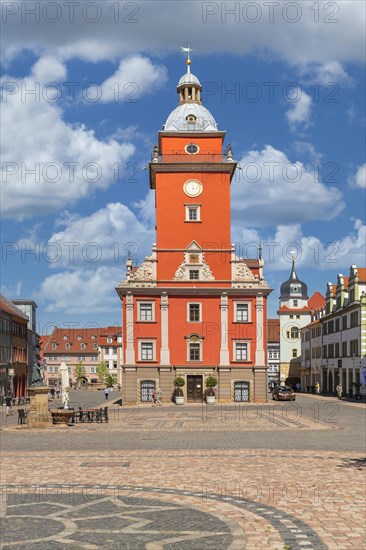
(231, 257, 270, 289)
(119, 253, 157, 288)
(173, 242, 215, 281)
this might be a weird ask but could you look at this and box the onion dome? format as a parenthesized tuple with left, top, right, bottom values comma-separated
(280, 258, 308, 300)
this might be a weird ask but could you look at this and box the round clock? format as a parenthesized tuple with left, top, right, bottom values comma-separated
(183, 179, 203, 197)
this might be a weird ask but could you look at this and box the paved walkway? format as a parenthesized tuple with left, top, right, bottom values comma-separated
(1, 395, 365, 549)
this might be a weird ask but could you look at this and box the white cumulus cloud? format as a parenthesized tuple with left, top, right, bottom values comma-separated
(231, 145, 344, 227)
(286, 89, 312, 129)
(99, 55, 167, 103)
(47, 202, 155, 268)
(1, 58, 135, 219)
(348, 163, 366, 189)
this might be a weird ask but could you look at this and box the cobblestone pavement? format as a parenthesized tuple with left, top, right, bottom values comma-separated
(1, 395, 365, 549)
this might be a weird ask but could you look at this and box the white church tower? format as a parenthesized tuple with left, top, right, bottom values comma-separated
(278, 258, 311, 385)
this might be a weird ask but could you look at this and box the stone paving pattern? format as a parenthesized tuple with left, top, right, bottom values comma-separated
(1, 394, 365, 549)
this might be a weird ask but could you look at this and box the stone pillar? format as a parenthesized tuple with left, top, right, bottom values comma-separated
(219, 293, 230, 365)
(346, 368, 349, 395)
(218, 369, 231, 402)
(125, 292, 135, 365)
(27, 386, 52, 428)
(160, 292, 170, 365)
(255, 294, 265, 366)
(159, 368, 173, 404)
(253, 367, 267, 402)
(122, 368, 137, 403)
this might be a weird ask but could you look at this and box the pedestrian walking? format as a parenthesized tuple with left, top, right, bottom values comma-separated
(104, 387, 109, 400)
(315, 382, 320, 395)
(336, 383, 342, 399)
(50, 388, 55, 399)
(156, 387, 163, 406)
(151, 390, 157, 406)
(5, 393, 13, 416)
(295, 382, 301, 393)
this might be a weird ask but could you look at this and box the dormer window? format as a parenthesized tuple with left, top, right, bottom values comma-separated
(65, 343, 70, 350)
(107, 337, 113, 343)
(63, 335, 68, 340)
(80, 343, 86, 350)
(186, 114, 196, 124)
(77, 336, 81, 340)
(91, 335, 96, 340)
(52, 343, 57, 350)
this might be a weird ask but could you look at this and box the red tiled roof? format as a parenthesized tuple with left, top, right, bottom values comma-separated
(356, 268, 366, 282)
(277, 305, 311, 314)
(308, 292, 325, 311)
(43, 327, 103, 354)
(267, 319, 280, 342)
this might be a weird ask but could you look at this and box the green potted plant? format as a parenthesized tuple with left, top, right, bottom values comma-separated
(174, 376, 185, 405)
(205, 375, 218, 404)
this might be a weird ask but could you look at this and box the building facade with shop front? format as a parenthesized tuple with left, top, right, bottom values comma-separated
(301, 266, 366, 395)
(0, 294, 28, 399)
(116, 59, 272, 404)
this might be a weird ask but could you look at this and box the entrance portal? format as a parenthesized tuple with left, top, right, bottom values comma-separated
(187, 375, 203, 402)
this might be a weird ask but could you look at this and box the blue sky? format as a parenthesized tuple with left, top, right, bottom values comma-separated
(1, 0, 365, 334)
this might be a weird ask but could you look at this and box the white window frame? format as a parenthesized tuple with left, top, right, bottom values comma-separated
(233, 340, 250, 362)
(138, 301, 155, 322)
(138, 340, 156, 362)
(80, 343, 86, 350)
(185, 204, 201, 222)
(187, 341, 201, 362)
(187, 303, 201, 322)
(93, 343, 98, 350)
(234, 302, 250, 322)
(52, 343, 57, 350)
(90, 366, 96, 374)
(65, 343, 70, 350)
(189, 269, 200, 280)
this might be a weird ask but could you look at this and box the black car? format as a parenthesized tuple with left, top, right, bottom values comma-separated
(272, 385, 296, 401)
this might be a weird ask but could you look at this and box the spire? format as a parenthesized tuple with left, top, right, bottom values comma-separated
(181, 45, 192, 73)
(290, 253, 297, 280)
(178, 45, 202, 105)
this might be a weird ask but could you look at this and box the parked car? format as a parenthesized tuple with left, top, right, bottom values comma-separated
(272, 385, 296, 401)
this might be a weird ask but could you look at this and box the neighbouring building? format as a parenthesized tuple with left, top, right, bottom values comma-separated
(116, 58, 272, 404)
(43, 328, 102, 387)
(11, 300, 39, 388)
(0, 294, 28, 399)
(98, 326, 123, 385)
(267, 319, 280, 386)
(42, 326, 123, 387)
(278, 260, 325, 386)
(301, 266, 366, 395)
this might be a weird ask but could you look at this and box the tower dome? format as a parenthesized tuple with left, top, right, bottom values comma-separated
(163, 55, 218, 133)
(280, 258, 308, 300)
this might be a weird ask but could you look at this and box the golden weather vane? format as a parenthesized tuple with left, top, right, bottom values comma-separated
(181, 44, 194, 71)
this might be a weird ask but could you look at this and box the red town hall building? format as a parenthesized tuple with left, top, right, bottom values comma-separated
(116, 59, 272, 404)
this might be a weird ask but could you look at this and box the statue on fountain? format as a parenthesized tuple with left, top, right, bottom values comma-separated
(30, 362, 45, 386)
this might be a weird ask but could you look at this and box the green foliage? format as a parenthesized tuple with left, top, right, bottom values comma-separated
(205, 375, 218, 388)
(96, 361, 108, 382)
(105, 374, 117, 388)
(174, 376, 185, 396)
(75, 362, 86, 387)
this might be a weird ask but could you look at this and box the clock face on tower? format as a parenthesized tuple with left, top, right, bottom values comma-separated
(183, 179, 203, 197)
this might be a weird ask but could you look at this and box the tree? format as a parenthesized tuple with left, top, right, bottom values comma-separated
(174, 376, 185, 396)
(105, 374, 117, 388)
(75, 361, 87, 388)
(96, 361, 108, 383)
